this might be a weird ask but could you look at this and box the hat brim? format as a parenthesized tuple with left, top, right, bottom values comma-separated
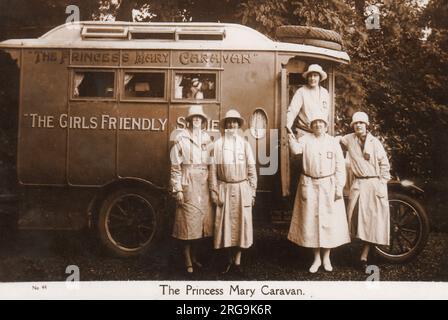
(221, 117, 244, 127)
(186, 113, 208, 122)
(310, 118, 328, 127)
(303, 70, 327, 82)
(350, 120, 369, 127)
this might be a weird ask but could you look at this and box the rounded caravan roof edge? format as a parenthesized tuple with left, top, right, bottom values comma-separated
(39, 21, 78, 39)
(275, 42, 350, 64)
(0, 21, 350, 63)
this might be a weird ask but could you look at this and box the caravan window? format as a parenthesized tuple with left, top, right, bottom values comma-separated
(122, 71, 166, 100)
(173, 72, 217, 101)
(73, 71, 115, 99)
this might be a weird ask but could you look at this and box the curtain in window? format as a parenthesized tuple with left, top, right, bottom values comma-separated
(175, 74, 183, 99)
(124, 74, 134, 86)
(73, 73, 85, 97)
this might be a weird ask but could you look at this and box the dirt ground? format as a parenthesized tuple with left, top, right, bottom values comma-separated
(0, 222, 447, 283)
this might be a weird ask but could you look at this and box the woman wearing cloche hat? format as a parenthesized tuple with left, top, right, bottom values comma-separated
(340, 111, 391, 270)
(170, 105, 214, 275)
(288, 111, 350, 273)
(210, 109, 257, 275)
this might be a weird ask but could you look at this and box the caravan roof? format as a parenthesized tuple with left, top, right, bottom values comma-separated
(0, 21, 350, 64)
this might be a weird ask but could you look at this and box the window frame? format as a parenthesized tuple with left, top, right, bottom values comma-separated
(171, 70, 220, 104)
(120, 69, 168, 103)
(70, 68, 117, 101)
(81, 26, 128, 40)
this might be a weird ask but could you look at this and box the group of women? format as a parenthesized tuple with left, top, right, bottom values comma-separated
(170, 63, 391, 275)
(170, 105, 256, 275)
(286, 64, 391, 273)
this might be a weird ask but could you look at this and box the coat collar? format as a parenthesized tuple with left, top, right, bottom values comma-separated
(178, 129, 209, 147)
(354, 132, 375, 154)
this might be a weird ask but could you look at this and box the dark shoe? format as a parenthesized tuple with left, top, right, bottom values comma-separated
(221, 263, 233, 274)
(359, 259, 368, 272)
(233, 264, 245, 276)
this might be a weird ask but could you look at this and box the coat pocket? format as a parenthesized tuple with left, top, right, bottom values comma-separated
(181, 184, 192, 205)
(181, 174, 191, 189)
(181, 171, 192, 203)
(348, 179, 360, 201)
(375, 181, 387, 199)
(300, 182, 309, 201)
(217, 183, 225, 207)
(242, 182, 253, 207)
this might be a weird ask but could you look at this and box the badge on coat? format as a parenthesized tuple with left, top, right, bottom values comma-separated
(364, 152, 371, 161)
(201, 143, 207, 151)
(327, 152, 333, 159)
(238, 153, 245, 161)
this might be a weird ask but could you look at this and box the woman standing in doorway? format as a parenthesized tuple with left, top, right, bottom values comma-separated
(286, 64, 330, 139)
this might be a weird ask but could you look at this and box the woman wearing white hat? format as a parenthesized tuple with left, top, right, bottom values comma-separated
(286, 64, 330, 139)
(210, 109, 257, 274)
(340, 111, 391, 269)
(188, 77, 204, 100)
(170, 105, 214, 274)
(288, 111, 350, 273)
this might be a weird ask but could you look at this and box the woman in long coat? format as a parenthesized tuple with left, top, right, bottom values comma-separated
(210, 109, 257, 274)
(288, 112, 350, 273)
(340, 111, 391, 268)
(170, 105, 214, 274)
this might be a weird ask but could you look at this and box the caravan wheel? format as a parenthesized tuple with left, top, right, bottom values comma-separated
(98, 188, 161, 258)
(374, 193, 430, 263)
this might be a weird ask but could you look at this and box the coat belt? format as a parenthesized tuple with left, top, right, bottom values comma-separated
(218, 178, 247, 184)
(354, 175, 379, 179)
(183, 164, 208, 170)
(302, 172, 335, 179)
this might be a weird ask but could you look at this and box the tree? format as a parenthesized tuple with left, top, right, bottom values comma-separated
(227, 0, 448, 183)
(0, 0, 101, 40)
(360, 0, 448, 182)
(101, 0, 243, 22)
(420, 0, 448, 183)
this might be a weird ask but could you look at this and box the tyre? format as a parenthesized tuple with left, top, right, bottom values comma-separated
(374, 192, 430, 263)
(98, 188, 162, 258)
(276, 25, 343, 50)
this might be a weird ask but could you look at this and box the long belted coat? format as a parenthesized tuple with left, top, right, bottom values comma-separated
(210, 133, 257, 249)
(288, 134, 350, 248)
(170, 129, 214, 240)
(341, 133, 391, 245)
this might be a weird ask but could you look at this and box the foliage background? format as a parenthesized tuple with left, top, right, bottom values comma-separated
(0, 0, 446, 194)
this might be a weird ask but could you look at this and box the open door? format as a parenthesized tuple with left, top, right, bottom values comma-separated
(280, 68, 290, 197)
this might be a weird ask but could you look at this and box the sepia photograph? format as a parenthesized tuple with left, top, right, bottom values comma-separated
(0, 0, 447, 300)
